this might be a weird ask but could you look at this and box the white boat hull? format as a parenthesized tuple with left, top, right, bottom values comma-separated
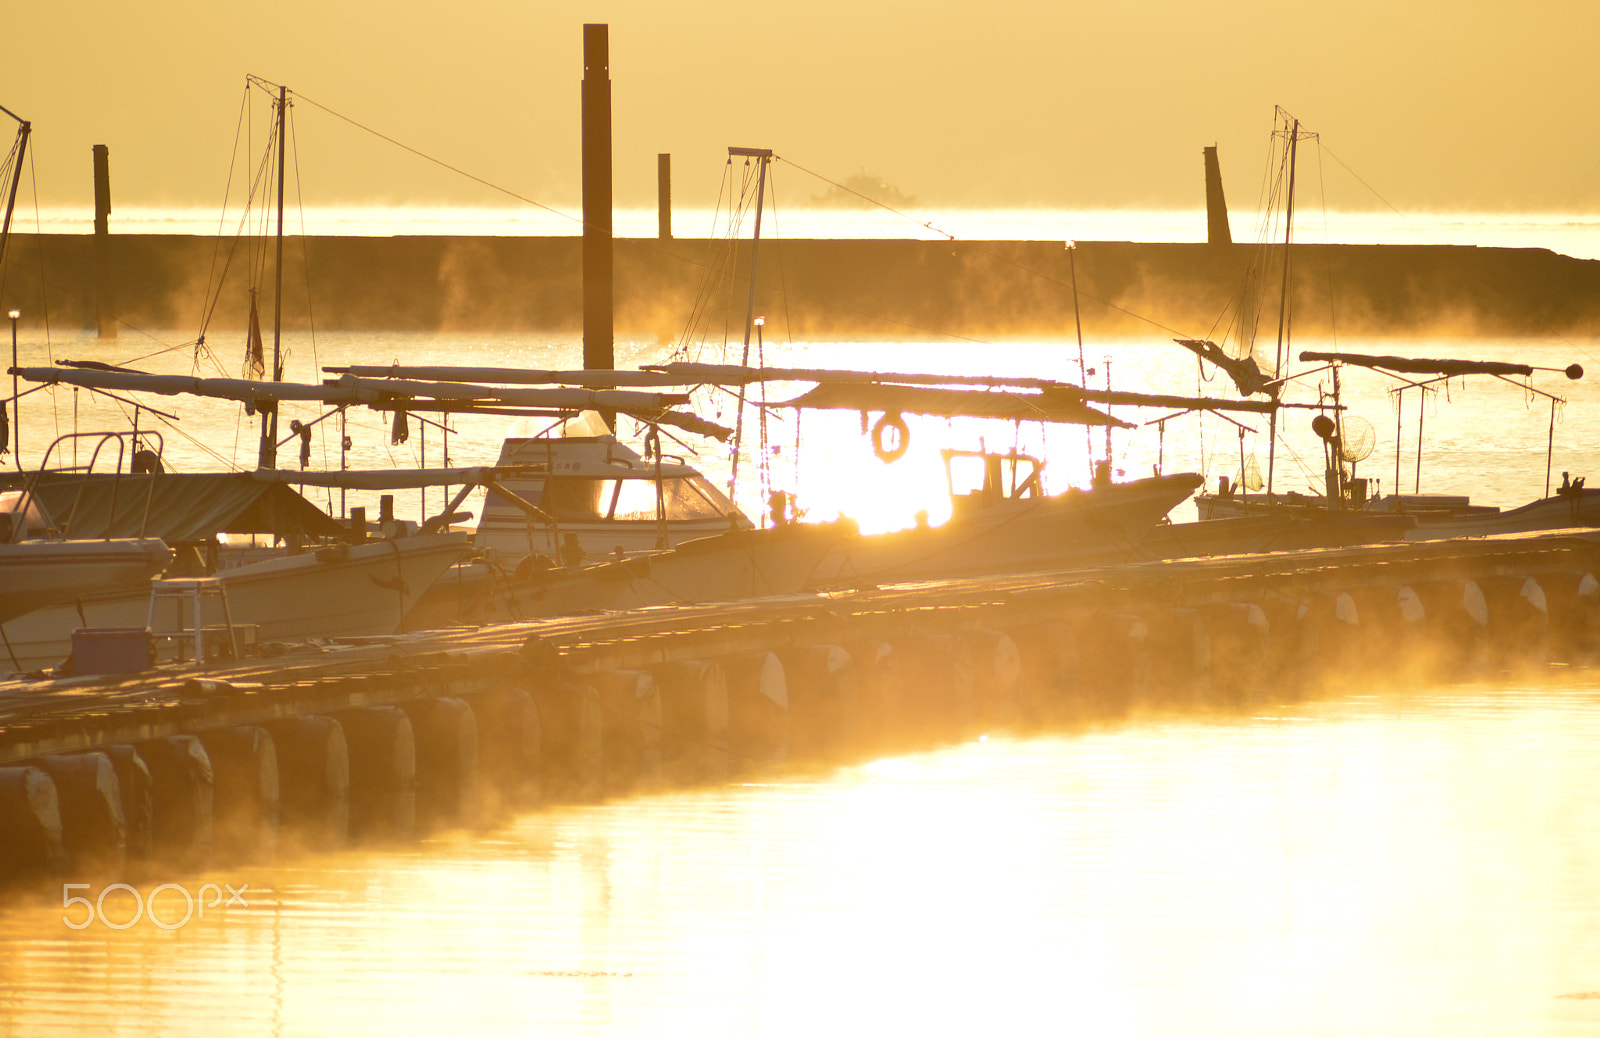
(405, 473, 1203, 627)
(0, 532, 467, 674)
(0, 539, 173, 624)
(1195, 487, 1600, 541)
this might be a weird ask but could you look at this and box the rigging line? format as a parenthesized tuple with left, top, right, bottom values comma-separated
(200, 86, 254, 340)
(281, 83, 583, 228)
(287, 109, 320, 382)
(1315, 144, 1341, 346)
(23, 146, 60, 443)
(774, 155, 956, 240)
(1319, 142, 1440, 245)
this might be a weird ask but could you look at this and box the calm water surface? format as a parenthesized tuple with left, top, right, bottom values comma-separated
(1, 679, 1598, 1036)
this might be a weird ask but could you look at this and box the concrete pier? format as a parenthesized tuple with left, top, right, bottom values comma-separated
(4, 529, 1600, 887)
(2, 233, 1598, 339)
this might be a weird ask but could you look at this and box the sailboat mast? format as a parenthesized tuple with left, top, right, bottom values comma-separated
(259, 85, 288, 469)
(1265, 115, 1299, 497)
(0, 107, 28, 469)
(0, 108, 29, 275)
(728, 146, 772, 498)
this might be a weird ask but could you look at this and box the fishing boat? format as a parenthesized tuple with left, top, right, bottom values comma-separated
(1176, 110, 1594, 542)
(0, 489, 173, 625)
(395, 361, 1218, 628)
(0, 434, 470, 674)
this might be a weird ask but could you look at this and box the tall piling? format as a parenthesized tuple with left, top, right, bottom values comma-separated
(1204, 145, 1231, 246)
(582, 23, 614, 375)
(92, 144, 115, 338)
(658, 153, 672, 239)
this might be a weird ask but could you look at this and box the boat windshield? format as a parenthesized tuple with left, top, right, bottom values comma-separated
(538, 475, 736, 523)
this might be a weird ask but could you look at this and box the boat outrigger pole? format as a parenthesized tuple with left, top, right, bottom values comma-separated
(259, 83, 289, 470)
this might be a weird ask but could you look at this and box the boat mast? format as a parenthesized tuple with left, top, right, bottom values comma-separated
(1266, 114, 1299, 497)
(0, 106, 29, 278)
(0, 106, 28, 469)
(259, 85, 288, 469)
(728, 146, 772, 498)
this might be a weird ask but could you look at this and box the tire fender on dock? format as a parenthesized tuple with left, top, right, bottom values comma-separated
(334, 705, 418, 840)
(30, 752, 126, 878)
(0, 766, 66, 886)
(261, 715, 350, 850)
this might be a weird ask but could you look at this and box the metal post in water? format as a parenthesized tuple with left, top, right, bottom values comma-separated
(93, 145, 116, 339)
(658, 154, 672, 239)
(582, 24, 615, 390)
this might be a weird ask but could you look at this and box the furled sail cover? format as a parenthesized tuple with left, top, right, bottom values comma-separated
(776, 382, 1134, 428)
(1297, 351, 1553, 379)
(1174, 339, 1279, 398)
(0, 472, 345, 542)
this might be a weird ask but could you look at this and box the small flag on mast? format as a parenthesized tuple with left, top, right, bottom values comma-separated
(245, 290, 265, 379)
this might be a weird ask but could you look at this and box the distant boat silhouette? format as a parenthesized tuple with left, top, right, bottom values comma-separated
(809, 171, 916, 209)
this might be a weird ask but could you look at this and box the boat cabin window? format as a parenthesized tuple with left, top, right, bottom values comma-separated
(537, 475, 737, 523)
(943, 451, 1044, 511)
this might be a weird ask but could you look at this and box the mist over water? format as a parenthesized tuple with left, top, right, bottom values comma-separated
(4, 205, 1600, 1035)
(23, 205, 1600, 260)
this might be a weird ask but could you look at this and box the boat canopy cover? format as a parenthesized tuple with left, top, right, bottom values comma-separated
(2, 472, 345, 543)
(777, 382, 1134, 427)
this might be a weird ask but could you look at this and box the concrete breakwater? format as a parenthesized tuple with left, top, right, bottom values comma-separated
(1, 529, 1598, 889)
(7, 233, 1600, 339)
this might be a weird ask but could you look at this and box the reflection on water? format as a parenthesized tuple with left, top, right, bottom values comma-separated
(2, 680, 1598, 1036)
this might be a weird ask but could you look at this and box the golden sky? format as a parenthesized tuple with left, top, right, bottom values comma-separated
(6, 0, 1599, 215)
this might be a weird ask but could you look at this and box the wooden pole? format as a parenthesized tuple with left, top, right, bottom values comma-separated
(658, 153, 672, 239)
(582, 25, 615, 386)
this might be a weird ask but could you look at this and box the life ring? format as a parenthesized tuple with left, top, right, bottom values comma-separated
(871, 411, 910, 463)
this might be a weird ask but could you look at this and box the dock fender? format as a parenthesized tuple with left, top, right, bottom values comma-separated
(649, 659, 731, 785)
(1462, 580, 1490, 629)
(400, 697, 479, 826)
(197, 726, 280, 864)
(0, 766, 66, 885)
(335, 704, 418, 838)
(1520, 576, 1549, 616)
(30, 752, 126, 877)
(1396, 585, 1426, 625)
(132, 734, 214, 870)
(585, 672, 662, 796)
(1334, 592, 1360, 628)
(260, 715, 349, 849)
